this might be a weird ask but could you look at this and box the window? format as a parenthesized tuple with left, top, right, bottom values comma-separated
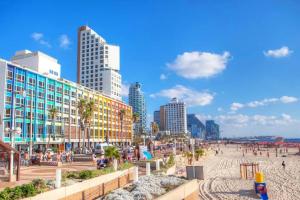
(16, 74, 25, 82)
(48, 84, 55, 91)
(47, 94, 54, 101)
(64, 108, 69, 114)
(5, 108, 11, 117)
(7, 71, 13, 80)
(56, 96, 62, 103)
(28, 77, 36, 85)
(38, 91, 44, 98)
(5, 96, 11, 104)
(64, 90, 69, 95)
(15, 98, 24, 107)
(57, 86, 63, 94)
(38, 102, 44, 109)
(38, 81, 45, 88)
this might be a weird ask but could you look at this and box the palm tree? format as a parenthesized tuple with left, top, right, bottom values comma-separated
(132, 112, 140, 134)
(85, 100, 95, 149)
(77, 99, 87, 149)
(104, 146, 120, 166)
(151, 122, 159, 137)
(48, 107, 58, 148)
(119, 109, 126, 147)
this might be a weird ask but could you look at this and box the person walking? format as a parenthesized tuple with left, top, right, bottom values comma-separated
(282, 161, 286, 170)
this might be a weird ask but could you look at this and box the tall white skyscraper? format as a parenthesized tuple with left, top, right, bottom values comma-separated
(160, 98, 187, 134)
(77, 26, 122, 100)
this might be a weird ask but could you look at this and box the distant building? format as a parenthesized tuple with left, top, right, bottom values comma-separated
(11, 50, 61, 78)
(129, 82, 147, 133)
(205, 120, 220, 140)
(187, 114, 205, 138)
(153, 110, 160, 127)
(159, 98, 187, 134)
(77, 26, 121, 100)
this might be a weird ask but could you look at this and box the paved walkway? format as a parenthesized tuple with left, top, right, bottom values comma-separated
(0, 162, 97, 190)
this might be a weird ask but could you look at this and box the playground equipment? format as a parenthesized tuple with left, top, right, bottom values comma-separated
(240, 163, 259, 179)
(254, 172, 269, 200)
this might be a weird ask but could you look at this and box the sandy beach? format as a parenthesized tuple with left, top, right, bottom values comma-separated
(194, 145, 300, 200)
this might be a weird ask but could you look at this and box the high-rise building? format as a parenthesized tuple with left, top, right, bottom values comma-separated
(160, 98, 187, 134)
(129, 82, 147, 133)
(153, 110, 160, 127)
(205, 120, 220, 140)
(187, 114, 205, 138)
(0, 53, 132, 149)
(77, 26, 122, 100)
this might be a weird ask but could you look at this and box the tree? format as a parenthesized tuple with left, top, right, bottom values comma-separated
(48, 107, 58, 148)
(77, 99, 87, 149)
(104, 146, 120, 165)
(132, 112, 140, 135)
(195, 148, 205, 161)
(85, 100, 95, 149)
(119, 109, 126, 147)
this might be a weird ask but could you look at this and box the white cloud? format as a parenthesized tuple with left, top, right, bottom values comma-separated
(197, 113, 300, 137)
(264, 46, 292, 58)
(121, 83, 130, 97)
(230, 96, 298, 111)
(280, 96, 298, 103)
(160, 74, 167, 80)
(230, 103, 244, 111)
(59, 34, 71, 49)
(167, 51, 230, 79)
(31, 32, 43, 41)
(150, 85, 214, 107)
(31, 32, 51, 48)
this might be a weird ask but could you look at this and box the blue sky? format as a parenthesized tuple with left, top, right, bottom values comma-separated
(1, 0, 300, 137)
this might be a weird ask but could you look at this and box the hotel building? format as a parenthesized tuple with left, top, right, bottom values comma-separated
(0, 52, 132, 150)
(159, 98, 187, 134)
(77, 26, 122, 101)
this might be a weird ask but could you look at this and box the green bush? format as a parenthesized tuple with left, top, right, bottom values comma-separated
(118, 162, 134, 170)
(11, 186, 22, 199)
(79, 170, 93, 179)
(0, 188, 11, 200)
(20, 183, 37, 197)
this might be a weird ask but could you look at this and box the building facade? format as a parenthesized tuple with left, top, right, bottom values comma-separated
(153, 110, 160, 128)
(0, 58, 132, 150)
(205, 120, 220, 140)
(11, 50, 61, 79)
(187, 114, 205, 139)
(77, 26, 122, 100)
(128, 82, 147, 133)
(160, 98, 187, 134)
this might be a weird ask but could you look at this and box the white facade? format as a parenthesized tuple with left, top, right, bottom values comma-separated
(11, 50, 61, 78)
(162, 98, 187, 134)
(77, 26, 122, 100)
(0, 59, 7, 140)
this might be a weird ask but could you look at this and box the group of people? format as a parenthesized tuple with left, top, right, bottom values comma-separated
(20, 150, 74, 166)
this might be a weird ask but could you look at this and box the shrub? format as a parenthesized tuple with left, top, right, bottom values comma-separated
(66, 171, 79, 179)
(20, 183, 37, 197)
(79, 170, 93, 179)
(11, 186, 22, 199)
(32, 178, 47, 192)
(118, 162, 134, 170)
(0, 188, 11, 200)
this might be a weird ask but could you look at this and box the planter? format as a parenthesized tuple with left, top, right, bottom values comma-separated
(155, 179, 199, 200)
(22, 167, 136, 200)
